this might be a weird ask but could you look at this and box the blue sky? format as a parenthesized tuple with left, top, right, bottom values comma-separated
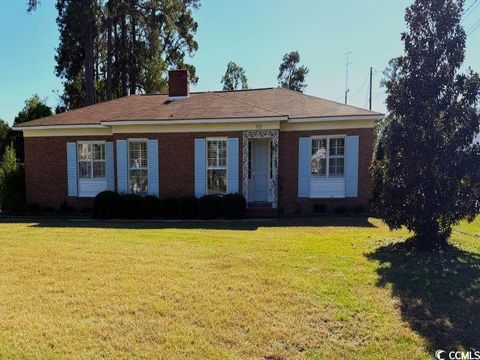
(1, 0, 479, 124)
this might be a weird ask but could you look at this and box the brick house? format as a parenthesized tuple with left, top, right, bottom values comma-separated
(14, 70, 383, 216)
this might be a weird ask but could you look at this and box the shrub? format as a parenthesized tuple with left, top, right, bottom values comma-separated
(199, 195, 223, 219)
(223, 193, 246, 219)
(43, 206, 55, 213)
(334, 205, 348, 215)
(27, 203, 41, 213)
(178, 195, 198, 219)
(0, 146, 26, 214)
(93, 191, 119, 219)
(142, 195, 159, 219)
(59, 201, 74, 214)
(159, 196, 179, 219)
(118, 193, 142, 219)
(313, 203, 327, 214)
(352, 205, 365, 215)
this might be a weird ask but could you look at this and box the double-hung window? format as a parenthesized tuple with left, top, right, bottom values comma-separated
(78, 142, 106, 179)
(207, 139, 227, 194)
(311, 136, 345, 177)
(128, 140, 148, 194)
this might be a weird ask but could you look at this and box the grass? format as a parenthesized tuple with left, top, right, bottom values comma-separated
(0, 217, 478, 359)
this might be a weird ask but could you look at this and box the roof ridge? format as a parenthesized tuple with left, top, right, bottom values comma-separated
(276, 87, 383, 115)
(212, 91, 286, 117)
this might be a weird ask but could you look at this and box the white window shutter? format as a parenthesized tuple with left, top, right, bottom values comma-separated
(66, 142, 78, 196)
(298, 137, 311, 197)
(227, 138, 239, 193)
(116, 140, 128, 193)
(194, 139, 206, 198)
(105, 142, 115, 191)
(147, 139, 159, 196)
(345, 135, 359, 197)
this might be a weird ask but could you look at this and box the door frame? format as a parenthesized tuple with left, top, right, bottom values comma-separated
(242, 129, 279, 208)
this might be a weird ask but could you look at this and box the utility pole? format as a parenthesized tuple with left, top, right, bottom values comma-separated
(369, 67, 373, 111)
(344, 51, 352, 105)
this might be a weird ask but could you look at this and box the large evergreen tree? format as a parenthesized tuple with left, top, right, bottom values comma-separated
(277, 51, 309, 93)
(371, 0, 480, 248)
(221, 62, 248, 91)
(30, 0, 200, 110)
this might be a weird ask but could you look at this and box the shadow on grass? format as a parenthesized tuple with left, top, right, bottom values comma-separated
(0, 216, 376, 230)
(367, 241, 480, 352)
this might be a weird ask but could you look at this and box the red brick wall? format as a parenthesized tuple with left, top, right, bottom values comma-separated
(24, 128, 373, 214)
(278, 128, 374, 216)
(24, 132, 244, 210)
(24, 136, 112, 210)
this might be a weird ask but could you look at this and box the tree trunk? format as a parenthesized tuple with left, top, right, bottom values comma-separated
(129, 0, 137, 95)
(106, 0, 113, 100)
(120, 10, 128, 97)
(83, 0, 95, 105)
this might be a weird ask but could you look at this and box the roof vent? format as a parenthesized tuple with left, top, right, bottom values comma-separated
(168, 69, 189, 100)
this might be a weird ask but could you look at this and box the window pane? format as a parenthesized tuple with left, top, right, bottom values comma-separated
(93, 144, 105, 160)
(311, 139, 327, 176)
(207, 169, 227, 194)
(129, 142, 147, 169)
(129, 169, 148, 194)
(79, 161, 91, 179)
(330, 138, 345, 156)
(207, 140, 227, 168)
(78, 144, 91, 161)
(329, 158, 345, 176)
(93, 162, 106, 178)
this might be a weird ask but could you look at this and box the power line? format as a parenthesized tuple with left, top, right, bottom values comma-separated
(462, 0, 480, 22)
(350, 72, 370, 98)
(467, 17, 480, 35)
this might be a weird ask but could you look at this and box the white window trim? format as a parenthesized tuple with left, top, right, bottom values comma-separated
(127, 139, 149, 194)
(310, 135, 346, 179)
(205, 137, 228, 195)
(77, 141, 107, 181)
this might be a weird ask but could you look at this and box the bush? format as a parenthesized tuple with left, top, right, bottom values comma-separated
(142, 195, 159, 219)
(313, 203, 327, 214)
(59, 201, 74, 214)
(159, 196, 178, 219)
(93, 191, 119, 219)
(199, 195, 224, 219)
(0, 146, 26, 214)
(43, 206, 55, 213)
(223, 193, 246, 219)
(334, 205, 348, 215)
(27, 203, 41, 213)
(352, 205, 365, 215)
(118, 193, 142, 219)
(178, 195, 198, 219)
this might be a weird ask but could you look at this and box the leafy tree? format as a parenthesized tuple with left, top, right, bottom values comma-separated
(13, 95, 53, 163)
(0, 120, 12, 161)
(277, 51, 309, 92)
(0, 145, 25, 214)
(221, 62, 248, 91)
(371, 0, 480, 249)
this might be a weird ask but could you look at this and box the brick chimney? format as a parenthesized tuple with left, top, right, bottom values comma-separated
(168, 69, 190, 99)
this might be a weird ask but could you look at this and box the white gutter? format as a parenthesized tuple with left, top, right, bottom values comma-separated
(287, 114, 384, 123)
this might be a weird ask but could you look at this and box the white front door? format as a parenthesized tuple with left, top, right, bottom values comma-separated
(252, 140, 269, 202)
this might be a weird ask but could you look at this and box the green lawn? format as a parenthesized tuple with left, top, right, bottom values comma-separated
(0, 217, 478, 359)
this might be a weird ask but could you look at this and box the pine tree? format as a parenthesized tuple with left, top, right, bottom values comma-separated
(277, 51, 309, 93)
